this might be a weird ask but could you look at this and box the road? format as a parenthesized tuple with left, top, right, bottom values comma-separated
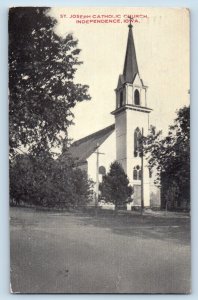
(10, 207, 191, 293)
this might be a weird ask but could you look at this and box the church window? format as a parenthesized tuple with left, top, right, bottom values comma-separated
(120, 90, 123, 107)
(99, 166, 106, 176)
(134, 127, 142, 157)
(133, 169, 137, 180)
(133, 165, 142, 180)
(134, 89, 140, 105)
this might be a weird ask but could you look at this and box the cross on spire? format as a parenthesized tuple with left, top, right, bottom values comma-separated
(128, 16, 133, 28)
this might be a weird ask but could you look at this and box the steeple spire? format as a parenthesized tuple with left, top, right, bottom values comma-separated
(123, 22, 139, 83)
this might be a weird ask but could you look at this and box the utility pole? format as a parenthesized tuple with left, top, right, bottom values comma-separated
(141, 127, 144, 215)
(94, 143, 105, 213)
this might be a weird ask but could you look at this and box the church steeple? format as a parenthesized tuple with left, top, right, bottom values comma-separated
(112, 20, 151, 114)
(112, 23, 151, 113)
(111, 22, 159, 210)
(123, 24, 139, 83)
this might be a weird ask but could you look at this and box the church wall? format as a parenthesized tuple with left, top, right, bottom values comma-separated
(149, 166, 161, 208)
(126, 84, 133, 105)
(133, 73, 142, 87)
(113, 106, 161, 208)
(140, 88, 146, 107)
(125, 74, 147, 107)
(87, 131, 116, 189)
(115, 111, 127, 172)
(126, 109, 150, 207)
(116, 86, 127, 109)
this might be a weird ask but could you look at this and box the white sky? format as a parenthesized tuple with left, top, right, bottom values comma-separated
(50, 7, 190, 141)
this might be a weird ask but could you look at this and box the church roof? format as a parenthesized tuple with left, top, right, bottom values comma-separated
(68, 124, 115, 163)
(117, 74, 125, 89)
(123, 25, 139, 84)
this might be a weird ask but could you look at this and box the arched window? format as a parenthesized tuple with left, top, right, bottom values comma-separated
(134, 89, 140, 105)
(120, 90, 123, 107)
(134, 127, 142, 157)
(99, 166, 106, 176)
(133, 165, 142, 180)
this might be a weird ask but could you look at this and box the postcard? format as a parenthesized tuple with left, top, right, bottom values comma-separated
(9, 7, 190, 293)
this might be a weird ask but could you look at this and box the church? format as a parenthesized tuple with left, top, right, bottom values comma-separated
(68, 23, 161, 208)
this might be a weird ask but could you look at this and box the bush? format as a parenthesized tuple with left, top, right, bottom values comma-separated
(10, 154, 94, 208)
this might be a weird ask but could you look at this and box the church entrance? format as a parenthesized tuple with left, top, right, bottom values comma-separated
(133, 184, 141, 206)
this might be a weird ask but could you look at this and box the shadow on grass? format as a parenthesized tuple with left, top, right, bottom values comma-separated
(75, 208, 191, 246)
(10, 206, 190, 246)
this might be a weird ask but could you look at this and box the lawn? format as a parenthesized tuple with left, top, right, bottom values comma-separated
(10, 207, 191, 293)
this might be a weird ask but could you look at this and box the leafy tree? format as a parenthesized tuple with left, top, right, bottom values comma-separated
(99, 161, 133, 209)
(9, 7, 90, 157)
(10, 153, 94, 208)
(144, 106, 190, 209)
(10, 154, 36, 205)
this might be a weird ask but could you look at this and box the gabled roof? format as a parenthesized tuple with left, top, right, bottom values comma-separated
(68, 124, 115, 163)
(123, 25, 139, 84)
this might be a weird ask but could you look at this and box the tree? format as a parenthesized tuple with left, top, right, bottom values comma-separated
(10, 153, 94, 208)
(144, 105, 190, 209)
(9, 7, 91, 157)
(9, 154, 36, 205)
(99, 161, 133, 209)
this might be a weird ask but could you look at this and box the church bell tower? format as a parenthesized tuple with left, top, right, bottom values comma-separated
(111, 23, 152, 207)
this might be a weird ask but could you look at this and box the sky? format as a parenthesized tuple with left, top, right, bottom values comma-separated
(50, 7, 190, 141)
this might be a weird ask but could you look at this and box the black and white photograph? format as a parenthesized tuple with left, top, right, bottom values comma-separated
(9, 7, 190, 294)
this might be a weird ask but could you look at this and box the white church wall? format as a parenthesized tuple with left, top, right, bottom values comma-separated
(126, 84, 133, 105)
(87, 130, 116, 189)
(126, 157, 150, 207)
(133, 73, 142, 87)
(114, 106, 161, 208)
(149, 166, 161, 208)
(142, 164, 151, 207)
(126, 109, 151, 207)
(132, 74, 147, 107)
(126, 109, 149, 166)
(140, 88, 146, 107)
(115, 111, 127, 172)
